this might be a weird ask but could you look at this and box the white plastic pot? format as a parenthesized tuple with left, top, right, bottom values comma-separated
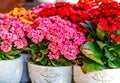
(74, 65, 120, 83)
(28, 63, 72, 83)
(0, 55, 23, 83)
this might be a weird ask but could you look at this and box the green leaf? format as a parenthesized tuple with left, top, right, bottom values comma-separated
(41, 58, 48, 65)
(96, 25, 106, 40)
(81, 21, 96, 37)
(81, 42, 104, 65)
(22, 47, 31, 51)
(30, 44, 39, 55)
(39, 40, 49, 49)
(30, 44, 39, 51)
(105, 52, 115, 58)
(85, 21, 96, 32)
(108, 57, 120, 68)
(1, 55, 8, 60)
(114, 47, 120, 57)
(6, 50, 20, 56)
(33, 57, 41, 62)
(40, 49, 49, 54)
(57, 57, 72, 66)
(81, 57, 105, 73)
(116, 30, 120, 36)
(108, 60, 117, 68)
(96, 40, 106, 49)
(5, 54, 15, 60)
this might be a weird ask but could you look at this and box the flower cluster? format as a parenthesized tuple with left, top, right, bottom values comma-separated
(30, 2, 91, 34)
(0, 14, 28, 53)
(31, 2, 89, 25)
(8, 7, 37, 25)
(87, 1, 120, 41)
(31, 3, 55, 15)
(27, 16, 86, 60)
(78, 0, 114, 8)
(89, 1, 120, 23)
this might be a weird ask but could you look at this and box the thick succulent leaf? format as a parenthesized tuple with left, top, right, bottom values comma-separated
(80, 23, 89, 29)
(81, 57, 105, 73)
(5, 50, 20, 56)
(40, 58, 48, 66)
(108, 60, 118, 68)
(108, 57, 120, 68)
(96, 40, 106, 49)
(96, 25, 105, 40)
(105, 52, 115, 58)
(22, 47, 31, 51)
(39, 40, 49, 49)
(116, 30, 120, 36)
(30, 44, 39, 51)
(81, 21, 96, 36)
(1, 54, 8, 60)
(30, 44, 40, 55)
(81, 42, 104, 65)
(5, 54, 15, 59)
(85, 20, 96, 32)
(114, 45, 120, 56)
(40, 49, 49, 54)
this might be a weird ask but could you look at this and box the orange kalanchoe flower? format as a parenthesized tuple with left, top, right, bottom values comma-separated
(8, 7, 37, 25)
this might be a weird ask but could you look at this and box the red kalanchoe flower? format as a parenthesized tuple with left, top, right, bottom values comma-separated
(116, 36, 120, 42)
(99, 18, 109, 31)
(78, 0, 115, 7)
(39, 7, 56, 17)
(109, 25, 117, 32)
(77, 26, 88, 33)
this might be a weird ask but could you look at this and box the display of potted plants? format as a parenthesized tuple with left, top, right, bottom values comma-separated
(0, 14, 28, 83)
(74, 0, 120, 83)
(1, 0, 120, 83)
(22, 14, 86, 83)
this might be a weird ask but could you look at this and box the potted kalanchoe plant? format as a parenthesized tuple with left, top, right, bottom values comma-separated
(28, 2, 90, 83)
(23, 14, 86, 83)
(0, 14, 28, 83)
(75, 1, 120, 83)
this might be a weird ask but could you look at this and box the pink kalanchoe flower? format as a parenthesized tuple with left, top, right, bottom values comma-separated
(27, 16, 86, 60)
(30, 3, 55, 15)
(14, 39, 27, 49)
(0, 14, 29, 52)
(1, 40, 12, 52)
(60, 40, 80, 60)
(109, 34, 116, 39)
(48, 42, 59, 54)
(48, 51, 60, 60)
(21, 38, 28, 47)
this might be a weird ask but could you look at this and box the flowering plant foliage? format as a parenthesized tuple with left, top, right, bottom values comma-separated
(23, 16, 86, 66)
(80, 1, 120, 73)
(0, 14, 28, 60)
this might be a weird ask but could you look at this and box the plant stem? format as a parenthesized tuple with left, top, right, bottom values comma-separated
(50, 61, 57, 66)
